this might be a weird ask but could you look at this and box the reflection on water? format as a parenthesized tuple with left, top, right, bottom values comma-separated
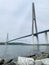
(0, 45, 48, 59)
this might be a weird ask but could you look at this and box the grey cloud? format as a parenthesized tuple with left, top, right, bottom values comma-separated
(0, 0, 49, 43)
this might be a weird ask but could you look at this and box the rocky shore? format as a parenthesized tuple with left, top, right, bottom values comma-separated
(0, 52, 49, 65)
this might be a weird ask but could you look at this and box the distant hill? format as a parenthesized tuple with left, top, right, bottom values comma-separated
(0, 42, 32, 46)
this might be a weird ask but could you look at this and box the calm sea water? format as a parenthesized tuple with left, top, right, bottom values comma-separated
(0, 45, 48, 59)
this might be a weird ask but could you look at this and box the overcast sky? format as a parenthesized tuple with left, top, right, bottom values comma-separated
(0, 0, 49, 43)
